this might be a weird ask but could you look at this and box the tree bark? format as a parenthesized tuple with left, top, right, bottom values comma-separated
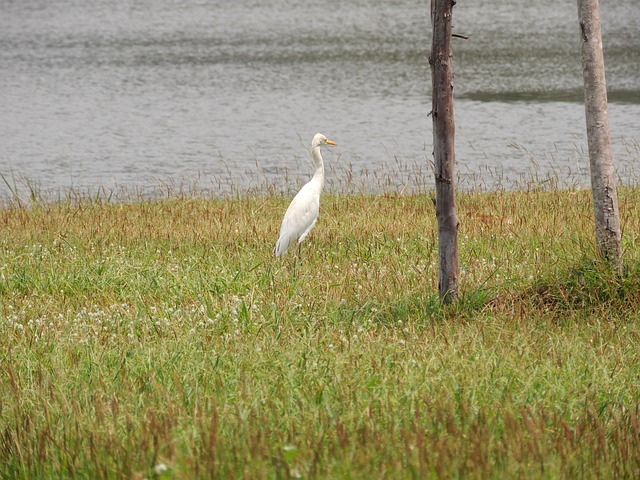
(430, 0, 459, 303)
(577, 0, 623, 273)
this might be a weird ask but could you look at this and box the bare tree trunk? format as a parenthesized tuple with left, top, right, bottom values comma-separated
(577, 0, 623, 273)
(430, 0, 459, 303)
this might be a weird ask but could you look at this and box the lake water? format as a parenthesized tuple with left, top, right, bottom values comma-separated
(1, 0, 639, 200)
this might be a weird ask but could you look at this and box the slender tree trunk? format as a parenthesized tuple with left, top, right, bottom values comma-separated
(430, 0, 459, 303)
(577, 0, 623, 274)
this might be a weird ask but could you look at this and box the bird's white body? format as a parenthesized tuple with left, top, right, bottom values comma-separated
(273, 133, 336, 257)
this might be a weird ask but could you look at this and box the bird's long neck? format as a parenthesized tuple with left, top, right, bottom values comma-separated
(310, 146, 325, 188)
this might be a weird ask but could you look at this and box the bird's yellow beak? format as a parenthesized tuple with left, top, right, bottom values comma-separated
(326, 140, 337, 146)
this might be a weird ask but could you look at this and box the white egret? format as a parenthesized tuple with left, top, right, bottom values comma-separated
(273, 133, 337, 257)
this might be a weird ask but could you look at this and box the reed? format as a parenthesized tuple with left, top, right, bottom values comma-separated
(1, 185, 640, 478)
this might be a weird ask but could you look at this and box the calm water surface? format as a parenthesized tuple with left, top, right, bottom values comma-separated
(1, 0, 639, 199)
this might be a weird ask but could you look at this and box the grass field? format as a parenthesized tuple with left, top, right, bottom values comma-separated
(1, 186, 640, 478)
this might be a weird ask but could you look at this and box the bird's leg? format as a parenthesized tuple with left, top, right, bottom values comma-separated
(293, 242, 303, 273)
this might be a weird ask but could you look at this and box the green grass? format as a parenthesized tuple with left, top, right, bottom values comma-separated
(1, 187, 640, 478)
